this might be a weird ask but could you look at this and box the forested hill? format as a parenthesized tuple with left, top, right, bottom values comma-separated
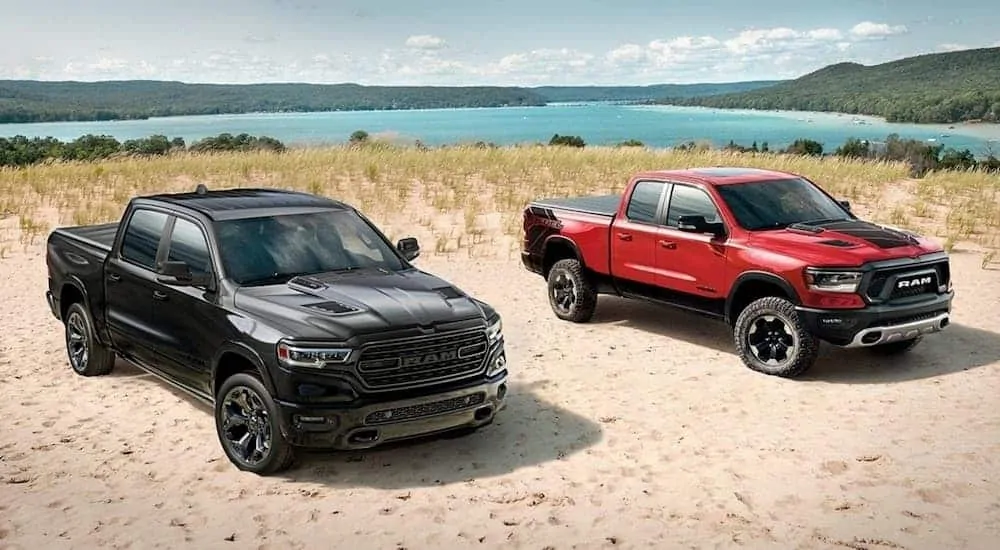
(0, 78, 782, 124)
(0, 81, 548, 123)
(651, 47, 1000, 124)
(531, 81, 781, 102)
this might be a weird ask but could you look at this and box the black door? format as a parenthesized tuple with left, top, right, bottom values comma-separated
(105, 208, 173, 372)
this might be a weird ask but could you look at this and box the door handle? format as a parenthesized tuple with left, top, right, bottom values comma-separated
(616, 232, 633, 241)
(659, 240, 677, 250)
(152, 290, 168, 301)
(107, 273, 121, 282)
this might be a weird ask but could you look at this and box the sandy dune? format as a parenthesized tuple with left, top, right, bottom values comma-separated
(1, 240, 999, 550)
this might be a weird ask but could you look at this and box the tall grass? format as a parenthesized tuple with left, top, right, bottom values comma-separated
(1, 144, 996, 262)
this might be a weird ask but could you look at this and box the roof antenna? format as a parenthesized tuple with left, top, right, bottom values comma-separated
(195, 183, 208, 195)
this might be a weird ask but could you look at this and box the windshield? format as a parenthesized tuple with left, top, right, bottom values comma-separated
(215, 209, 407, 285)
(714, 177, 853, 231)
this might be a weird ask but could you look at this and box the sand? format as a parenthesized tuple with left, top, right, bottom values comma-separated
(1, 236, 999, 550)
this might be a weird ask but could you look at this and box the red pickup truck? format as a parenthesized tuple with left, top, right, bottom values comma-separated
(521, 167, 954, 377)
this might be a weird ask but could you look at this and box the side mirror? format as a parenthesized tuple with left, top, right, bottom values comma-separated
(677, 215, 726, 238)
(839, 200, 852, 213)
(157, 260, 214, 289)
(396, 237, 420, 261)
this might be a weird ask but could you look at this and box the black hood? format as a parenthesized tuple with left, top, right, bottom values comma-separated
(233, 267, 495, 341)
(794, 219, 921, 249)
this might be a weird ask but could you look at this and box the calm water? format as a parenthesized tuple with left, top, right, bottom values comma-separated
(3, 103, 999, 156)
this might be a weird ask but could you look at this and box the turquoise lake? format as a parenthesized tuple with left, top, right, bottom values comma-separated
(3, 102, 999, 156)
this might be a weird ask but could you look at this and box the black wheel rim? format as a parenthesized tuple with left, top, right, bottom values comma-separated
(220, 386, 272, 467)
(66, 311, 89, 372)
(746, 314, 798, 366)
(550, 270, 577, 314)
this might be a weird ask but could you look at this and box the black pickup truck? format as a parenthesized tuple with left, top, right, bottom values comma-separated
(45, 185, 509, 475)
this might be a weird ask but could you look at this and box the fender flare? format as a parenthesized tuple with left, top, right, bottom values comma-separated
(59, 277, 112, 346)
(210, 341, 277, 396)
(542, 235, 584, 271)
(725, 271, 802, 323)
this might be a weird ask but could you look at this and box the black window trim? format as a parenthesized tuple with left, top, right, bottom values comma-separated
(623, 179, 674, 227)
(661, 180, 729, 236)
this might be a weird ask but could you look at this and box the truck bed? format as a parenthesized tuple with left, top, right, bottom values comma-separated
(530, 195, 619, 217)
(56, 222, 120, 252)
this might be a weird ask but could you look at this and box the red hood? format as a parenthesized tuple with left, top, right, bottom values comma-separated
(747, 219, 943, 267)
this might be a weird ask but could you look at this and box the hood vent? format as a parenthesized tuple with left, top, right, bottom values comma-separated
(818, 239, 858, 247)
(435, 286, 464, 299)
(305, 300, 360, 315)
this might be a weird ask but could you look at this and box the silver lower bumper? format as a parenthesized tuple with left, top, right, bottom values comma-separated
(845, 312, 950, 348)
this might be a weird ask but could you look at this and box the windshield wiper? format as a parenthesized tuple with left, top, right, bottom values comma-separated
(797, 217, 850, 226)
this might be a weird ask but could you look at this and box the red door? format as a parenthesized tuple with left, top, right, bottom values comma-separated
(610, 180, 669, 287)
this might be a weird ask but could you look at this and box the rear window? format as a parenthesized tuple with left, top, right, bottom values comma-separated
(120, 209, 169, 269)
(625, 181, 665, 223)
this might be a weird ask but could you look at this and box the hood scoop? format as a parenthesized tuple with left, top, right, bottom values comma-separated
(287, 275, 365, 316)
(787, 223, 825, 234)
(434, 286, 464, 299)
(817, 238, 859, 248)
(305, 300, 361, 315)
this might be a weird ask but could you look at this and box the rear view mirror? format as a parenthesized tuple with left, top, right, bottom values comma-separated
(157, 260, 215, 290)
(397, 237, 420, 261)
(677, 215, 726, 238)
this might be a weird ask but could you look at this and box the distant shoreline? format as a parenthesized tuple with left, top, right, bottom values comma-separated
(3, 102, 998, 135)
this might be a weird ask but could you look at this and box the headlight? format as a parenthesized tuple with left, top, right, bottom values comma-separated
(277, 341, 353, 368)
(486, 316, 503, 344)
(487, 349, 507, 376)
(804, 268, 862, 293)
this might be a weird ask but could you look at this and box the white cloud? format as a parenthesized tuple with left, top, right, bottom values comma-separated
(937, 43, 970, 52)
(10, 21, 915, 86)
(404, 35, 447, 50)
(849, 21, 908, 40)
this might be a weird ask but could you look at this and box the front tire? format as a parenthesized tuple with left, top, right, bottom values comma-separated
(868, 336, 922, 355)
(546, 258, 598, 323)
(64, 302, 116, 376)
(215, 373, 295, 475)
(733, 296, 819, 378)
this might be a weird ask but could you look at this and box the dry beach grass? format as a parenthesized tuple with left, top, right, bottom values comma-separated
(1, 145, 999, 549)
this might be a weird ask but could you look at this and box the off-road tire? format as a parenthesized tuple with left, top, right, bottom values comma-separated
(733, 296, 819, 378)
(867, 336, 923, 356)
(546, 258, 598, 323)
(64, 302, 116, 376)
(215, 372, 296, 475)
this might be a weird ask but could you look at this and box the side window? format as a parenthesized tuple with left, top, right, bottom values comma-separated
(120, 209, 169, 270)
(166, 217, 212, 275)
(666, 185, 722, 227)
(625, 181, 665, 224)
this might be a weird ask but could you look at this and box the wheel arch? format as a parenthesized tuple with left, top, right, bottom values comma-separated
(725, 271, 801, 325)
(211, 343, 277, 400)
(542, 236, 584, 277)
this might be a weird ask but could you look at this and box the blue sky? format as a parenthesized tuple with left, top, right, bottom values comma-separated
(3, 0, 998, 86)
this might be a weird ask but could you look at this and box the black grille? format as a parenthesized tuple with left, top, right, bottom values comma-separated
(865, 260, 949, 301)
(356, 328, 489, 390)
(364, 392, 486, 424)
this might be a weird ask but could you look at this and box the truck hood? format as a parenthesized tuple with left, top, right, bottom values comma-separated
(748, 219, 943, 266)
(233, 267, 493, 341)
